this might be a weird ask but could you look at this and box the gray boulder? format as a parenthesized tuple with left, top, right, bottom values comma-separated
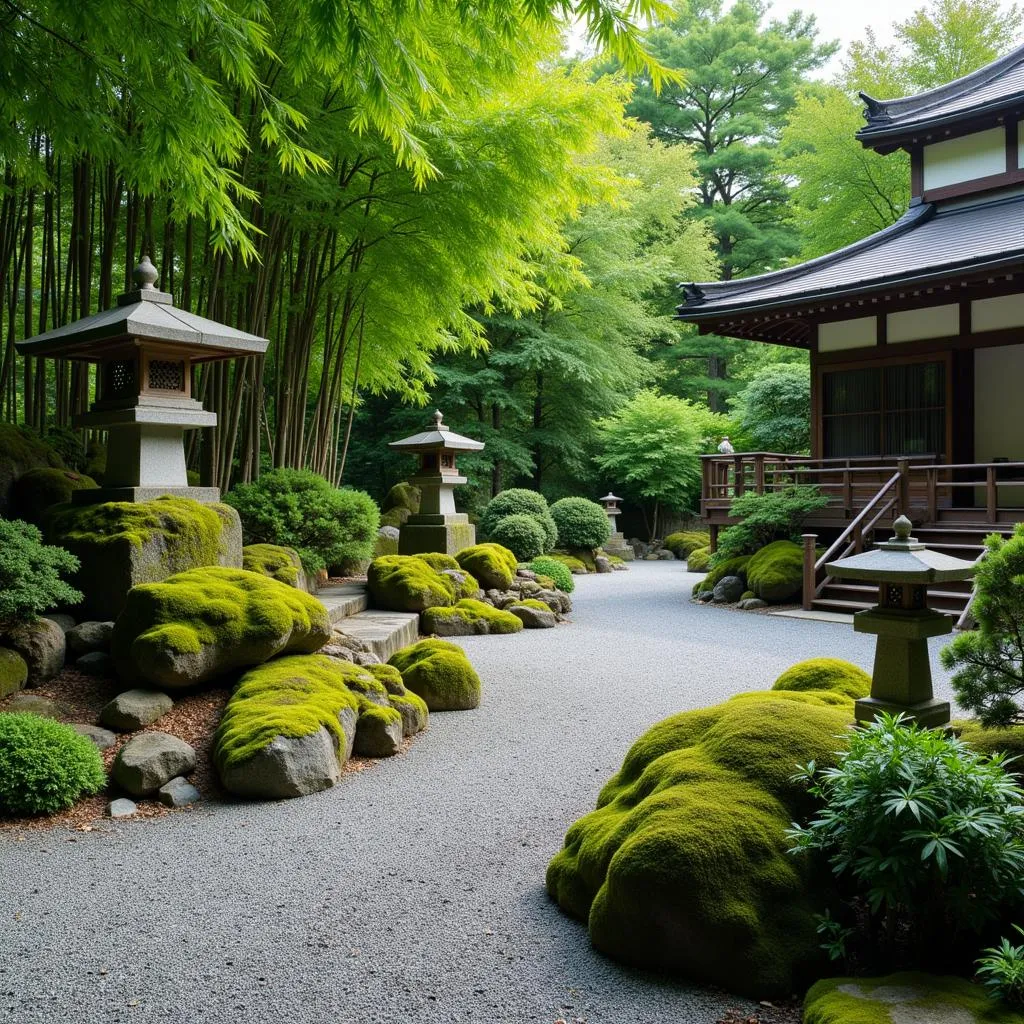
(71, 724, 118, 750)
(697, 589, 715, 603)
(0, 647, 28, 698)
(353, 651, 381, 666)
(377, 525, 400, 542)
(536, 589, 572, 616)
(516, 569, 537, 581)
(657, 549, 676, 560)
(75, 651, 115, 677)
(112, 732, 196, 796)
(508, 604, 557, 629)
(107, 798, 138, 819)
(7, 692, 64, 718)
(595, 555, 613, 573)
(738, 597, 768, 610)
(66, 620, 115, 656)
(100, 689, 174, 732)
(158, 776, 201, 808)
(320, 642, 355, 663)
(712, 575, 746, 604)
(1, 617, 65, 683)
(219, 727, 342, 800)
(353, 710, 403, 758)
(44, 613, 76, 633)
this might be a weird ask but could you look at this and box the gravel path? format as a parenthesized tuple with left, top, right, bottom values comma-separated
(0, 562, 957, 1024)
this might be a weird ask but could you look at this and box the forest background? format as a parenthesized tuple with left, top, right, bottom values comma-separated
(0, 0, 1021, 535)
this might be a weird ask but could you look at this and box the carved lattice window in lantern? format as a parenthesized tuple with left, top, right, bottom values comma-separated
(148, 359, 186, 392)
(107, 359, 137, 397)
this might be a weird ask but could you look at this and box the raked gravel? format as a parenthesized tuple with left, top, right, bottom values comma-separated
(0, 561, 958, 1024)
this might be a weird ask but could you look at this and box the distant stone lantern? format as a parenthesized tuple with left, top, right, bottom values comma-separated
(601, 492, 622, 533)
(600, 491, 634, 561)
(826, 515, 977, 728)
(388, 411, 484, 555)
(16, 256, 268, 504)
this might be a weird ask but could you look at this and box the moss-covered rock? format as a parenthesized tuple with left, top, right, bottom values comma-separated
(9, 468, 98, 525)
(696, 555, 750, 593)
(112, 566, 332, 690)
(804, 972, 1019, 1024)
(0, 422, 63, 517)
(544, 552, 589, 575)
(389, 638, 481, 711)
(421, 599, 523, 637)
(664, 531, 711, 559)
(242, 543, 306, 589)
(367, 554, 459, 612)
(47, 495, 243, 619)
(746, 540, 803, 603)
(379, 507, 410, 530)
(414, 553, 479, 599)
(0, 647, 28, 698)
(382, 482, 421, 516)
(546, 690, 854, 998)
(363, 663, 429, 736)
(354, 703, 404, 757)
(687, 546, 711, 572)
(773, 658, 871, 700)
(455, 543, 518, 591)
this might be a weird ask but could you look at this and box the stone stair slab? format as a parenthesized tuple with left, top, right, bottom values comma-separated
(318, 583, 369, 624)
(337, 611, 420, 662)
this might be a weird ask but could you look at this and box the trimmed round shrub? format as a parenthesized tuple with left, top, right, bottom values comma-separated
(546, 691, 853, 997)
(664, 531, 710, 559)
(490, 513, 547, 561)
(480, 489, 557, 551)
(773, 658, 871, 700)
(687, 546, 711, 572)
(224, 469, 379, 574)
(550, 497, 611, 550)
(529, 556, 575, 594)
(389, 639, 481, 710)
(455, 543, 518, 591)
(0, 517, 82, 625)
(746, 540, 803, 603)
(10, 468, 97, 524)
(0, 713, 106, 816)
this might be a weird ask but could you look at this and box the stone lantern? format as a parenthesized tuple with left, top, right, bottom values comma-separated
(16, 256, 268, 504)
(388, 411, 484, 555)
(826, 515, 977, 728)
(601, 492, 622, 533)
(600, 491, 634, 561)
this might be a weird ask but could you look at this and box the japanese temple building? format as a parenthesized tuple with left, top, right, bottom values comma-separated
(677, 43, 1024, 619)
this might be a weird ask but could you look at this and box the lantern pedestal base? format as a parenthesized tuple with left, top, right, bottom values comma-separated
(603, 533, 634, 560)
(398, 514, 476, 556)
(854, 695, 951, 728)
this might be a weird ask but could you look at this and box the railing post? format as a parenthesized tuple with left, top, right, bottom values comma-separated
(987, 466, 997, 523)
(897, 458, 910, 517)
(852, 519, 863, 554)
(842, 464, 852, 515)
(754, 454, 765, 495)
(734, 455, 744, 498)
(802, 533, 817, 611)
(709, 523, 719, 555)
(927, 468, 937, 522)
(701, 459, 709, 517)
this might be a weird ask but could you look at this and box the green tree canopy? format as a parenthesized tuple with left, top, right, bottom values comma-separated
(731, 363, 810, 454)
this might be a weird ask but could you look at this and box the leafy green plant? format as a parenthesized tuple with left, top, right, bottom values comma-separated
(0, 713, 106, 816)
(977, 925, 1024, 1007)
(788, 714, 1024, 970)
(942, 524, 1024, 727)
(0, 517, 82, 625)
(224, 469, 379, 574)
(529, 556, 575, 594)
(714, 484, 828, 562)
(490, 513, 547, 561)
(730, 363, 810, 455)
(480, 489, 556, 552)
(549, 497, 610, 550)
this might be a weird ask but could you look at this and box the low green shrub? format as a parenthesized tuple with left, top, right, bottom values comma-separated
(664, 530, 710, 559)
(715, 485, 829, 562)
(544, 552, 588, 574)
(0, 517, 82, 625)
(455, 543, 518, 591)
(686, 546, 711, 572)
(549, 497, 610, 550)
(10, 467, 97, 524)
(746, 539, 803, 603)
(978, 926, 1024, 1008)
(529, 556, 575, 593)
(0, 713, 106, 816)
(480, 489, 556, 551)
(490, 513, 547, 561)
(224, 469, 379, 574)
(773, 658, 870, 700)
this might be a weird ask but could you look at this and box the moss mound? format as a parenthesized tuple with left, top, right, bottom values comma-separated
(544, 552, 588, 574)
(697, 555, 750, 593)
(242, 543, 304, 588)
(686, 546, 711, 572)
(773, 658, 871, 700)
(546, 690, 854, 997)
(746, 540, 803, 603)
(455, 543, 518, 591)
(382, 482, 421, 516)
(804, 972, 1018, 1024)
(10, 468, 97, 525)
(955, 720, 1024, 765)
(112, 566, 332, 689)
(664, 531, 710, 559)
(421, 599, 523, 636)
(0, 648, 28, 698)
(0, 423, 63, 516)
(367, 554, 458, 611)
(389, 638, 481, 711)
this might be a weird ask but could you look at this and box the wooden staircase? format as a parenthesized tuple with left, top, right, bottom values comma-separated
(812, 520, 1014, 619)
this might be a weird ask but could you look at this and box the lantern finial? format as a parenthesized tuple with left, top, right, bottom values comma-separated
(133, 255, 159, 291)
(893, 514, 913, 541)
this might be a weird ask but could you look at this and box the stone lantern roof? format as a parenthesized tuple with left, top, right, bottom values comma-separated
(388, 411, 485, 454)
(16, 256, 268, 361)
(826, 516, 978, 585)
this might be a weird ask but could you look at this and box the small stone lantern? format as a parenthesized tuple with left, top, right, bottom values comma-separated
(388, 411, 484, 555)
(601, 492, 622, 533)
(16, 256, 268, 504)
(826, 515, 977, 728)
(600, 491, 634, 561)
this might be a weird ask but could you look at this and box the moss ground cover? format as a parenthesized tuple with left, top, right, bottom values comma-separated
(664, 531, 710, 559)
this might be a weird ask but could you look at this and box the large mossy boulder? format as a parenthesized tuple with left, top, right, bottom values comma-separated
(0, 616, 66, 684)
(46, 496, 244, 619)
(546, 689, 855, 998)
(687, 546, 711, 572)
(242, 543, 306, 590)
(112, 567, 332, 690)
(367, 554, 460, 612)
(382, 482, 421, 517)
(773, 658, 871, 701)
(454, 543, 518, 591)
(389, 638, 481, 711)
(9, 468, 98, 525)
(0, 422, 63, 517)
(664, 531, 711, 559)
(746, 540, 803, 603)
(0, 647, 28, 698)
(804, 972, 1019, 1024)
(421, 599, 523, 637)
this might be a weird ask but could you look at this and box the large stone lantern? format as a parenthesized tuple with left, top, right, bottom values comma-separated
(16, 256, 268, 504)
(388, 411, 483, 555)
(826, 515, 977, 728)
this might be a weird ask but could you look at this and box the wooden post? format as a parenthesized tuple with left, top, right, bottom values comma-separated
(987, 465, 997, 523)
(853, 519, 863, 554)
(802, 533, 817, 611)
(842, 465, 852, 515)
(700, 459, 709, 517)
(754, 454, 765, 495)
(926, 468, 937, 523)
(709, 523, 719, 555)
(733, 455, 744, 498)
(897, 459, 910, 517)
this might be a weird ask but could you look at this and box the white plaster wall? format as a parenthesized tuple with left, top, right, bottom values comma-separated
(973, 294, 1024, 333)
(818, 316, 876, 352)
(923, 127, 1006, 191)
(974, 343, 1024, 464)
(887, 303, 959, 343)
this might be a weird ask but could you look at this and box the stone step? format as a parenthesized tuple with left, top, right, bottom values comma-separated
(336, 610, 420, 662)
(318, 582, 370, 624)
